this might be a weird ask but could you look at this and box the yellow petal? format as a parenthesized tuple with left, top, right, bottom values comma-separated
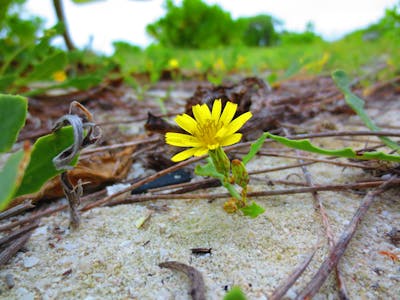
(193, 103, 211, 125)
(194, 147, 209, 156)
(211, 99, 222, 121)
(223, 111, 252, 136)
(166, 132, 202, 147)
(171, 147, 198, 162)
(220, 133, 242, 146)
(219, 101, 237, 126)
(175, 114, 198, 134)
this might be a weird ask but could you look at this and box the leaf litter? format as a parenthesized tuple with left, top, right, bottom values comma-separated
(0, 74, 399, 299)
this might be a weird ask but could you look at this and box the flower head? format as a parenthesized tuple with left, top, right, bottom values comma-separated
(166, 99, 252, 162)
(52, 70, 67, 82)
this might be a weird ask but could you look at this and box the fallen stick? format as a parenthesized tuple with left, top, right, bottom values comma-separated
(296, 176, 397, 299)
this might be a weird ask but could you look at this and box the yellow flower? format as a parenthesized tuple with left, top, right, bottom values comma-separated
(195, 60, 202, 69)
(166, 99, 252, 162)
(213, 58, 225, 71)
(168, 58, 179, 69)
(52, 70, 67, 82)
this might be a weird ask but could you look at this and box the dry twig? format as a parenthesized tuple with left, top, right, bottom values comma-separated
(296, 176, 397, 299)
(159, 261, 206, 300)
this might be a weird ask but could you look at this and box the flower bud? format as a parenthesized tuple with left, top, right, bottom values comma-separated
(231, 159, 249, 188)
(223, 198, 238, 213)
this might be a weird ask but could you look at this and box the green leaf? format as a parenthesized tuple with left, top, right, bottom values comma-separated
(0, 74, 17, 91)
(24, 52, 67, 82)
(266, 132, 400, 162)
(332, 70, 400, 152)
(194, 158, 225, 180)
(60, 75, 102, 90)
(15, 126, 78, 197)
(242, 132, 268, 165)
(0, 150, 26, 211)
(240, 202, 265, 218)
(224, 286, 247, 300)
(0, 0, 13, 26)
(0, 94, 27, 153)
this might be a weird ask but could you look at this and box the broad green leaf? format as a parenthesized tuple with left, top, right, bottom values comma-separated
(0, 150, 26, 211)
(0, 94, 27, 153)
(224, 286, 247, 300)
(266, 132, 400, 162)
(240, 202, 265, 218)
(15, 126, 78, 197)
(242, 132, 268, 165)
(24, 52, 67, 82)
(332, 70, 400, 152)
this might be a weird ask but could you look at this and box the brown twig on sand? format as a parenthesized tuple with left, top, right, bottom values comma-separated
(159, 261, 206, 300)
(80, 136, 160, 156)
(0, 221, 39, 246)
(296, 176, 397, 299)
(0, 200, 35, 221)
(291, 141, 349, 299)
(268, 247, 318, 300)
(107, 178, 400, 206)
(0, 220, 39, 266)
(0, 204, 67, 232)
(81, 155, 206, 211)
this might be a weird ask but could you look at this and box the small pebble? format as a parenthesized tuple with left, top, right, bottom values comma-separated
(106, 183, 130, 196)
(23, 257, 39, 268)
(5, 273, 15, 289)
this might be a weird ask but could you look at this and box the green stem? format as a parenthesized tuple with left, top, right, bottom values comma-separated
(223, 181, 241, 200)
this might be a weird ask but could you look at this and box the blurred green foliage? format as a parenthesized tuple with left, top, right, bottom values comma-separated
(146, 0, 240, 48)
(280, 22, 323, 45)
(238, 15, 281, 47)
(0, 0, 399, 95)
(363, 3, 400, 39)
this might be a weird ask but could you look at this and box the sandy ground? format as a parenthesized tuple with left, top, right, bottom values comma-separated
(0, 83, 399, 299)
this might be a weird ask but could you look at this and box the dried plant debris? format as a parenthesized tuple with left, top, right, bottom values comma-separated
(159, 261, 206, 300)
(146, 76, 356, 141)
(386, 227, 400, 247)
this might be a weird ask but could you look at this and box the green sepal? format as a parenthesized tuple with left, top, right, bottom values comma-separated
(195, 157, 225, 180)
(209, 147, 230, 177)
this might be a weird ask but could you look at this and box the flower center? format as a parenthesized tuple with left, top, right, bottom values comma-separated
(197, 119, 221, 149)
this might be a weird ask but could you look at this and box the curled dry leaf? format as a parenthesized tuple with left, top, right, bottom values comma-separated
(10, 146, 136, 205)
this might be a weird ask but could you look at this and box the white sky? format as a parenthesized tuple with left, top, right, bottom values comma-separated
(25, 0, 398, 55)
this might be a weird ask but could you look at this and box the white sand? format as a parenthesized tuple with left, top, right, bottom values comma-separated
(0, 85, 399, 299)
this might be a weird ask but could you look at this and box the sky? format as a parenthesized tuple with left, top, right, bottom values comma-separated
(24, 0, 398, 55)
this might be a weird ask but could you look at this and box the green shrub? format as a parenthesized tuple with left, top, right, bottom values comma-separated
(363, 3, 400, 40)
(146, 0, 239, 48)
(237, 15, 281, 46)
